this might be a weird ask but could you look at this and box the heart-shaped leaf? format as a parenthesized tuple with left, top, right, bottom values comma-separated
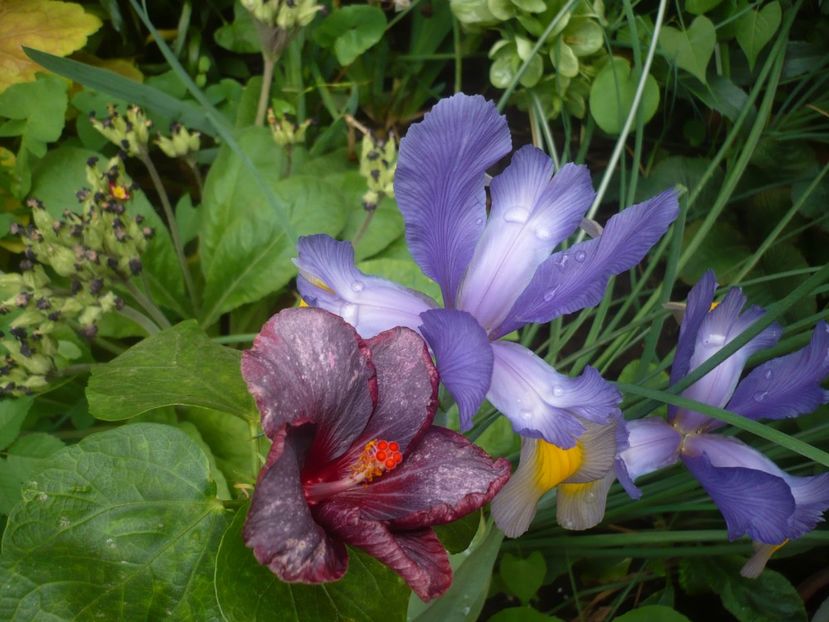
(659, 16, 716, 84)
(588, 56, 660, 134)
(735, 1, 782, 70)
(500, 551, 547, 604)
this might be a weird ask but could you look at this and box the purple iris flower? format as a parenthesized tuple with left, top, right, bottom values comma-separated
(241, 307, 510, 601)
(617, 271, 829, 575)
(295, 93, 680, 448)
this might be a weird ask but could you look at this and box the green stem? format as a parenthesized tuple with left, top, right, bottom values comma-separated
(118, 305, 161, 335)
(255, 53, 276, 127)
(125, 280, 172, 329)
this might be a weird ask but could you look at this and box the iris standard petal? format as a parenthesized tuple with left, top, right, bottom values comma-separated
(295, 234, 437, 338)
(419, 309, 493, 430)
(458, 151, 593, 332)
(670, 270, 718, 386)
(241, 308, 375, 462)
(494, 189, 679, 338)
(395, 93, 511, 307)
(617, 417, 682, 489)
(244, 437, 348, 583)
(727, 321, 829, 422)
(330, 426, 510, 529)
(488, 340, 621, 447)
(673, 289, 781, 432)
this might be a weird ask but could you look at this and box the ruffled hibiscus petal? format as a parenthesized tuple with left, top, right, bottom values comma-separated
(244, 436, 348, 583)
(488, 340, 621, 447)
(242, 307, 375, 462)
(618, 417, 682, 485)
(727, 321, 829, 422)
(682, 440, 795, 543)
(331, 426, 510, 529)
(556, 471, 616, 531)
(419, 309, 493, 430)
(315, 502, 452, 602)
(395, 93, 511, 307)
(458, 151, 593, 331)
(295, 234, 437, 338)
(494, 189, 679, 337)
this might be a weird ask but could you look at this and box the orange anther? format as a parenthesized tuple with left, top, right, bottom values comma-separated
(388, 441, 399, 452)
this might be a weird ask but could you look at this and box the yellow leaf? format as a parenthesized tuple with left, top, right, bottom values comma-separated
(0, 0, 102, 94)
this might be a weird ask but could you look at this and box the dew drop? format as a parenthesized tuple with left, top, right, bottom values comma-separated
(555, 253, 569, 269)
(552, 385, 564, 397)
(340, 303, 359, 324)
(535, 227, 553, 240)
(37, 492, 48, 502)
(503, 207, 530, 224)
(753, 391, 768, 402)
(764, 368, 773, 380)
(704, 333, 726, 347)
(574, 250, 587, 263)
(58, 516, 71, 529)
(350, 280, 365, 293)
(462, 606, 471, 615)
(475, 217, 484, 226)
(106, 538, 116, 549)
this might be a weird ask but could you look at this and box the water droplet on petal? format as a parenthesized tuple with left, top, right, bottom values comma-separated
(753, 391, 768, 402)
(764, 368, 773, 380)
(340, 303, 359, 324)
(574, 250, 587, 262)
(503, 207, 530, 224)
(543, 287, 559, 302)
(350, 280, 364, 293)
(555, 253, 569, 269)
(475, 217, 484, 226)
(552, 385, 564, 397)
(704, 333, 726, 347)
(519, 409, 535, 423)
(535, 227, 553, 240)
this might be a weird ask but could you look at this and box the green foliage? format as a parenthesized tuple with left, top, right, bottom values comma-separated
(0, 396, 32, 450)
(614, 605, 692, 622)
(589, 57, 660, 134)
(313, 6, 387, 66)
(735, 2, 782, 70)
(500, 551, 547, 604)
(659, 16, 716, 84)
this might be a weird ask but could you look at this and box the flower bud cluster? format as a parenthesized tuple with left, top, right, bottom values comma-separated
(359, 135, 397, 209)
(266, 108, 311, 147)
(89, 104, 152, 157)
(156, 123, 201, 159)
(240, 0, 321, 29)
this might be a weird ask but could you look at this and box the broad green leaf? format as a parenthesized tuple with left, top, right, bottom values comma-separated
(434, 510, 481, 554)
(614, 605, 692, 622)
(199, 129, 347, 325)
(0, 397, 32, 451)
(735, 1, 782, 71)
(177, 421, 231, 500)
(683, 76, 749, 122)
(685, 0, 724, 14)
(214, 2, 260, 54)
(0, 0, 100, 93)
(511, 0, 546, 13)
(215, 503, 409, 622)
(0, 424, 230, 620)
(589, 57, 659, 134)
(635, 156, 723, 209)
(0, 432, 64, 515)
(679, 220, 751, 285)
(500, 551, 547, 604)
(618, 360, 669, 418)
(474, 414, 518, 457)
(563, 18, 604, 56)
(339, 180, 405, 260)
(550, 40, 579, 78)
(659, 16, 716, 83)
(86, 320, 255, 421)
(0, 75, 67, 157)
(313, 6, 387, 66)
(450, 0, 499, 26)
(358, 258, 443, 304)
(489, 607, 563, 622)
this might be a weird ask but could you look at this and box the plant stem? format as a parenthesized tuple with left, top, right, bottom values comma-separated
(138, 150, 197, 309)
(185, 156, 204, 199)
(118, 305, 161, 335)
(352, 205, 377, 247)
(256, 53, 276, 127)
(125, 280, 172, 329)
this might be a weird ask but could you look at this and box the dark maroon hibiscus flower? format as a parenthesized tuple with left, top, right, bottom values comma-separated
(241, 307, 511, 601)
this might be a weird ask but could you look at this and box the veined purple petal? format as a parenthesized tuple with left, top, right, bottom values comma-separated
(315, 502, 452, 602)
(493, 189, 679, 338)
(244, 436, 348, 583)
(395, 94, 511, 307)
(617, 417, 682, 490)
(673, 289, 781, 433)
(242, 308, 375, 463)
(784, 472, 829, 539)
(458, 152, 593, 332)
(331, 426, 510, 529)
(419, 309, 493, 430)
(295, 234, 437, 338)
(671, 270, 718, 386)
(488, 340, 621, 447)
(727, 321, 829, 423)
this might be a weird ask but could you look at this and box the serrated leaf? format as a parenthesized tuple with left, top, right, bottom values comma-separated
(589, 57, 660, 134)
(86, 321, 255, 421)
(215, 502, 409, 622)
(0, 424, 230, 620)
(659, 16, 716, 83)
(735, 1, 782, 71)
(0, 0, 101, 93)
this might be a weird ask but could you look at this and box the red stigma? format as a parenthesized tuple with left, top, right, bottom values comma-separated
(351, 439, 404, 483)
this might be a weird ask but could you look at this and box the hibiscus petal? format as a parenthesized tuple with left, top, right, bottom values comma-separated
(315, 502, 452, 602)
(295, 234, 437, 338)
(458, 151, 593, 332)
(395, 93, 511, 307)
(727, 321, 829, 422)
(617, 417, 682, 488)
(488, 340, 621, 447)
(682, 437, 795, 543)
(331, 426, 510, 529)
(242, 307, 375, 462)
(419, 309, 493, 430)
(556, 471, 616, 531)
(244, 436, 348, 583)
(494, 189, 679, 337)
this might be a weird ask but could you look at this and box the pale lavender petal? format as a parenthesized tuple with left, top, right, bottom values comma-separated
(494, 189, 679, 338)
(419, 309, 493, 430)
(458, 152, 593, 332)
(488, 340, 621, 447)
(617, 417, 682, 491)
(670, 270, 718, 386)
(673, 289, 781, 432)
(395, 93, 511, 307)
(295, 234, 437, 338)
(784, 472, 829, 539)
(727, 321, 829, 422)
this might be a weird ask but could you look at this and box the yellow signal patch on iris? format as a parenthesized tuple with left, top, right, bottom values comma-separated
(533, 440, 584, 491)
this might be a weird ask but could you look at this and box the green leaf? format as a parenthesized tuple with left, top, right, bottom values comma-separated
(214, 2, 260, 54)
(659, 16, 716, 83)
(0, 397, 33, 451)
(563, 18, 604, 57)
(199, 129, 347, 325)
(735, 1, 782, 71)
(0, 424, 230, 620)
(339, 181, 404, 260)
(474, 415, 518, 457)
(588, 57, 660, 134)
(86, 320, 255, 421)
(0, 432, 64, 515)
(489, 607, 563, 622)
(679, 220, 751, 285)
(180, 408, 261, 486)
(685, 0, 724, 14)
(614, 605, 692, 622)
(215, 502, 409, 622)
(313, 6, 387, 66)
(500, 551, 547, 604)
(435, 510, 481, 554)
(549, 41, 579, 78)
(618, 360, 669, 417)
(0, 74, 67, 157)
